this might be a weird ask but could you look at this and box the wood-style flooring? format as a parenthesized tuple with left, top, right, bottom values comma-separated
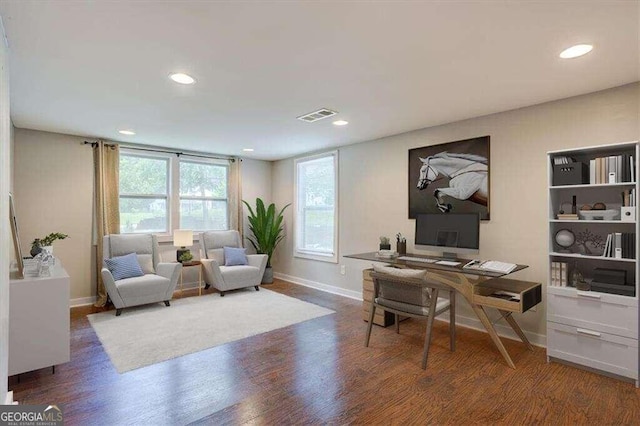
(8, 279, 640, 425)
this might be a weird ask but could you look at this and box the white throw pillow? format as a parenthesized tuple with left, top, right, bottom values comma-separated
(372, 264, 427, 279)
(137, 254, 155, 274)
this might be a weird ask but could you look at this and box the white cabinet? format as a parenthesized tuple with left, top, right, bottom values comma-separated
(9, 260, 70, 376)
(547, 141, 639, 387)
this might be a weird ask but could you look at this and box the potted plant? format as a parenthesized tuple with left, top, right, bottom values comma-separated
(242, 198, 290, 284)
(31, 232, 69, 257)
(379, 236, 391, 250)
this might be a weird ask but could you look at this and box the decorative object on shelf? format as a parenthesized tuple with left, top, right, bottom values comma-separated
(575, 229, 605, 255)
(621, 206, 636, 222)
(379, 236, 391, 250)
(409, 136, 490, 219)
(9, 193, 24, 279)
(578, 209, 619, 220)
(33, 251, 55, 277)
(557, 201, 578, 220)
(554, 229, 575, 252)
(30, 232, 68, 257)
(570, 262, 584, 288)
(243, 198, 291, 284)
(396, 233, 406, 255)
(173, 229, 193, 262)
(592, 202, 607, 210)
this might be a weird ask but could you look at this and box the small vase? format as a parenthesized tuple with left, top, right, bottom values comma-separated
(30, 246, 42, 257)
(379, 244, 391, 250)
(570, 262, 583, 288)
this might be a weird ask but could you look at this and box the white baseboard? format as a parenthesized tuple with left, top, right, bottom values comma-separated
(274, 272, 547, 348)
(273, 272, 362, 301)
(70, 297, 96, 307)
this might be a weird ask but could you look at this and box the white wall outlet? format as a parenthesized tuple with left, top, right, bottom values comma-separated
(340, 264, 346, 275)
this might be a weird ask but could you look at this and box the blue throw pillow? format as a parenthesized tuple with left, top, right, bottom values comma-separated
(105, 252, 145, 281)
(224, 246, 248, 266)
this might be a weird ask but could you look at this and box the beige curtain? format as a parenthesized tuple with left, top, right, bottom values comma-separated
(228, 158, 243, 239)
(93, 141, 120, 307)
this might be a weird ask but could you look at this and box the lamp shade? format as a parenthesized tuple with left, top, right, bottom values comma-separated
(173, 229, 193, 248)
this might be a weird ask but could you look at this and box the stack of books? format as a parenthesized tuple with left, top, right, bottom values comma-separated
(621, 188, 636, 207)
(589, 154, 635, 184)
(550, 261, 569, 286)
(556, 213, 578, 220)
(602, 232, 636, 259)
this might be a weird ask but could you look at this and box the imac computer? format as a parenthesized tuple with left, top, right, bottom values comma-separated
(415, 212, 480, 259)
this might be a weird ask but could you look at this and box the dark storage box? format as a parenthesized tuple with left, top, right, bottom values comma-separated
(590, 282, 635, 297)
(552, 162, 589, 186)
(593, 268, 627, 286)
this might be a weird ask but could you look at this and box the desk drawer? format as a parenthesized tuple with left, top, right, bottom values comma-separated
(547, 288, 638, 338)
(473, 278, 542, 313)
(547, 322, 638, 380)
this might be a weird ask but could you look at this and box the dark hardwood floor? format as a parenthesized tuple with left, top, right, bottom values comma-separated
(8, 279, 640, 425)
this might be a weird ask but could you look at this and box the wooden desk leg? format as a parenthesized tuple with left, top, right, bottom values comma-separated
(471, 304, 516, 369)
(499, 309, 534, 351)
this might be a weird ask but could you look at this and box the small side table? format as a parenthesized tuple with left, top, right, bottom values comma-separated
(180, 260, 203, 296)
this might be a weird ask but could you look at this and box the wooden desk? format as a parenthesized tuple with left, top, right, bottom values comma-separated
(345, 252, 541, 369)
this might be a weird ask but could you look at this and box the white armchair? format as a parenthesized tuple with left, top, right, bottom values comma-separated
(101, 234, 181, 316)
(199, 230, 267, 296)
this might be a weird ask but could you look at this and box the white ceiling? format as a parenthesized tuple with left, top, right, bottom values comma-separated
(1, 1, 638, 161)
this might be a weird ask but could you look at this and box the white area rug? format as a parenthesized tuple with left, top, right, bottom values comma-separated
(87, 288, 335, 373)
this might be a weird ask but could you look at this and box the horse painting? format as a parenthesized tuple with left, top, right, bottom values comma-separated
(416, 152, 488, 213)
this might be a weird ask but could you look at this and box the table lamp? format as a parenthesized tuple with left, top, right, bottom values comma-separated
(174, 229, 193, 262)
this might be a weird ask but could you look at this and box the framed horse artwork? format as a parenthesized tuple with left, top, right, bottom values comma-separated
(408, 136, 490, 220)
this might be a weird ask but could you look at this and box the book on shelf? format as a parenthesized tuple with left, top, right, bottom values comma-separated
(556, 213, 579, 220)
(601, 232, 635, 259)
(589, 153, 635, 184)
(550, 261, 569, 286)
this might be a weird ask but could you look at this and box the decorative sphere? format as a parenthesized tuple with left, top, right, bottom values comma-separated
(592, 202, 606, 210)
(555, 229, 575, 249)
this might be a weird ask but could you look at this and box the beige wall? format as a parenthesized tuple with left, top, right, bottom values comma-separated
(241, 158, 272, 253)
(13, 129, 94, 301)
(272, 82, 640, 340)
(12, 129, 273, 301)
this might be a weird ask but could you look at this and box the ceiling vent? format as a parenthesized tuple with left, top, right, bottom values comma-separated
(297, 108, 338, 123)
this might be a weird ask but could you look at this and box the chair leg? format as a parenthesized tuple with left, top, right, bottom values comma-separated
(204, 284, 211, 290)
(422, 289, 440, 369)
(116, 309, 122, 316)
(164, 300, 170, 307)
(395, 313, 400, 334)
(449, 290, 456, 352)
(220, 291, 225, 297)
(365, 303, 376, 347)
(255, 286, 260, 291)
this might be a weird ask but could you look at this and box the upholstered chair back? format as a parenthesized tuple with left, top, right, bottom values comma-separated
(103, 234, 161, 274)
(199, 230, 242, 265)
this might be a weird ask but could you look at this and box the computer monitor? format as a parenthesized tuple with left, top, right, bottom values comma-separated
(415, 212, 480, 258)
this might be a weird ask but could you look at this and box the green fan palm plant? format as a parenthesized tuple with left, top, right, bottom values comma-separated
(242, 198, 290, 269)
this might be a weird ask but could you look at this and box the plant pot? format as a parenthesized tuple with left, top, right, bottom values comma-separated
(30, 246, 42, 257)
(41, 246, 53, 255)
(379, 244, 391, 250)
(262, 267, 274, 284)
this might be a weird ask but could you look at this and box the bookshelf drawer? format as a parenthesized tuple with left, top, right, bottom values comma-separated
(548, 322, 638, 380)
(472, 278, 542, 313)
(547, 288, 638, 338)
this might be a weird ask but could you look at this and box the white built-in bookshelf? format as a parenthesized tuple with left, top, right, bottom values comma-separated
(547, 141, 639, 387)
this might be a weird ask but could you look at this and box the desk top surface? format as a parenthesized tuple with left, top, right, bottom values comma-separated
(344, 252, 528, 278)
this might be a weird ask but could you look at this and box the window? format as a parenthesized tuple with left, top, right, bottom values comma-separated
(119, 154, 170, 233)
(179, 160, 228, 230)
(119, 150, 230, 234)
(294, 151, 338, 263)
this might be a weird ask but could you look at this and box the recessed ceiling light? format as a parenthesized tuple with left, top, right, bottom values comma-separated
(333, 120, 349, 126)
(242, 148, 254, 152)
(118, 130, 136, 135)
(559, 44, 593, 59)
(169, 73, 196, 85)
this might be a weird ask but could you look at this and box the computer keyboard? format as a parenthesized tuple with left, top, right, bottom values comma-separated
(397, 256, 438, 263)
(435, 260, 461, 266)
(476, 260, 517, 274)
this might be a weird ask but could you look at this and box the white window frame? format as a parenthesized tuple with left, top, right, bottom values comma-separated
(293, 150, 339, 263)
(119, 149, 231, 236)
(119, 151, 171, 234)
